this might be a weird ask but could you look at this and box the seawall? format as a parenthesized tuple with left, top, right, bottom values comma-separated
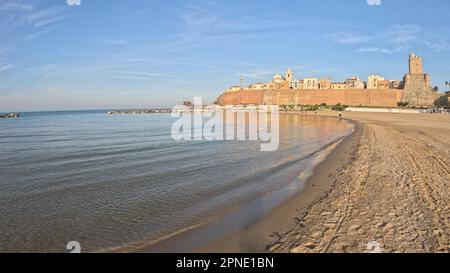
(217, 89, 404, 108)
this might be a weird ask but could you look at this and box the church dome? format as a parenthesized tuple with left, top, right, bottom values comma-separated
(272, 74, 285, 84)
(226, 86, 241, 92)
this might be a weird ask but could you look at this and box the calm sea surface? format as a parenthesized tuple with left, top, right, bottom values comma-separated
(0, 111, 353, 252)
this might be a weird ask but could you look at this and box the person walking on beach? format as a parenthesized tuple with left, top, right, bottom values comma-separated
(338, 111, 343, 120)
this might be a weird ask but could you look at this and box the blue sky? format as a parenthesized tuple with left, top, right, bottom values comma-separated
(1, 0, 450, 111)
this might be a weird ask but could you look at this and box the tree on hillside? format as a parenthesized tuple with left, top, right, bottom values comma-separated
(434, 95, 450, 109)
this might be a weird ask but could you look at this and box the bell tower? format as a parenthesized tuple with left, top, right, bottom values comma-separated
(285, 68, 293, 82)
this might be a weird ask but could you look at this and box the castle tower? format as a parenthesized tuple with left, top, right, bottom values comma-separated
(401, 52, 437, 108)
(285, 68, 293, 82)
(409, 52, 423, 75)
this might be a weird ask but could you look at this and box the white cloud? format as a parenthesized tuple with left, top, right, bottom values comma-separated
(423, 27, 450, 52)
(356, 47, 379, 53)
(384, 24, 421, 44)
(180, 3, 220, 30)
(0, 2, 33, 11)
(424, 41, 450, 52)
(0, 2, 69, 40)
(177, 1, 303, 44)
(238, 68, 275, 80)
(116, 58, 213, 68)
(329, 25, 421, 46)
(0, 2, 71, 74)
(113, 71, 176, 78)
(330, 24, 450, 53)
(328, 31, 372, 45)
(107, 76, 154, 81)
(106, 71, 177, 81)
(23, 26, 58, 41)
(357, 46, 404, 54)
(26, 6, 68, 29)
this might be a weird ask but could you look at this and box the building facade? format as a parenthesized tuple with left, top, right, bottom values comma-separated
(289, 80, 304, 89)
(304, 78, 319, 89)
(389, 80, 402, 89)
(319, 78, 331, 89)
(345, 77, 365, 89)
(368, 75, 385, 89)
(249, 83, 265, 90)
(331, 82, 346, 89)
(219, 53, 439, 108)
(263, 83, 275, 89)
(377, 80, 390, 89)
(226, 86, 242, 92)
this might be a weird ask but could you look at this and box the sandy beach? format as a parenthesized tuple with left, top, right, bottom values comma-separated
(204, 111, 450, 253)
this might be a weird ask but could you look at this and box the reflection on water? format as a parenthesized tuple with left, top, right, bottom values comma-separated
(0, 111, 352, 252)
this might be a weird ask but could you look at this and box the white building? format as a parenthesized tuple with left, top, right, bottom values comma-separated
(289, 80, 304, 89)
(249, 83, 265, 90)
(272, 74, 286, 84)
(368, 75, 385, 89)
(304, 78, 319, 89)
(263, 82, 275, 89)
(345, 77, 365, 89)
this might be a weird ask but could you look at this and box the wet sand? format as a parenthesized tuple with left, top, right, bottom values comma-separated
(203, 111, 450, 253)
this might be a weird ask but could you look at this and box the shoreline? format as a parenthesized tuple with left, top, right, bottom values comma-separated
(200, 114, 361, 252)
(202, 111, 450, 253)
(120, 111, 448, 253)
(118, 114, 356, 253)
(272, 111, 449, 253)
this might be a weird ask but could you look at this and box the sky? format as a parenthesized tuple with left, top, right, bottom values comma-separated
(0, 0, 450, 112)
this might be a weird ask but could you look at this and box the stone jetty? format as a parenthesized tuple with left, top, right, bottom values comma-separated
(108, 109, 173, 115)
(0, 113, 20, 118)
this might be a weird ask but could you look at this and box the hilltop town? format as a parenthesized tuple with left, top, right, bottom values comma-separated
(218, 53, 444, 109)
(227, 67, 402, 93)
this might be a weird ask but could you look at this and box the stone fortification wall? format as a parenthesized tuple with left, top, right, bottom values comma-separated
(217, 89, 403, 108)
(401, 74, 439, 108)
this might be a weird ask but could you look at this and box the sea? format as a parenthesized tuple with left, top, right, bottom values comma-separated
(0, 110, 353, 252)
